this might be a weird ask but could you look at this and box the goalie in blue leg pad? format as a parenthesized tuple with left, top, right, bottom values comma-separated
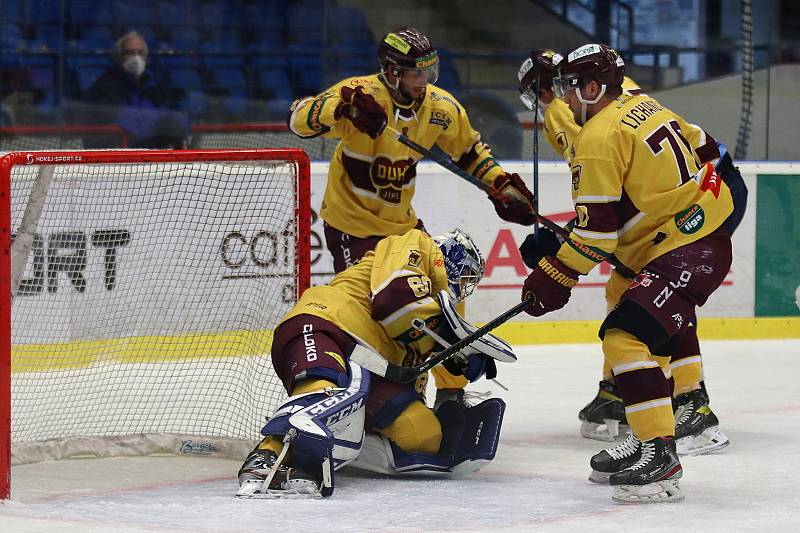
(238, 359, 370, 498)
(349, 396, 506, 476)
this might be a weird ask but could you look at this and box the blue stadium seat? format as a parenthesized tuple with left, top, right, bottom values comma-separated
(207, 65, 249, 116)
(252, 67, 292, 101)
(200, 2, 242, 33)
(27, 0, 63, 25)
(334, 6, 369, 33)
(74, 66, 107, 93)
(27, 24, 67, 52)
(74, 25, 114, 52)
(247, 30, 285, 51)
(3, 0, 26, 25)
(169, 66, 204, 90)
(241, 3, 286, 34)
(167, 27, 201, 51)
(111, 1, 158, 31)
(287, 47, 324, 96)
(70, 0, 114, 28)
(157, 1, 201, 31)
(1, 24, 25, 51)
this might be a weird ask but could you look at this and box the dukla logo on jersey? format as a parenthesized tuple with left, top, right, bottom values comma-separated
(370, 156, 415, 203)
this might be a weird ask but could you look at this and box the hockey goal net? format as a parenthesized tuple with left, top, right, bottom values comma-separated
(0, 149, 311, 499)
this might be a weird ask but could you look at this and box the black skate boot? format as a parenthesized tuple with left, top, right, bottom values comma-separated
(589, 430, 641, 484)
(609, 436, 684, 503)
(236, 448, 320, 498)
(674, 388, 729, 456)
(579, 380, 629, 441)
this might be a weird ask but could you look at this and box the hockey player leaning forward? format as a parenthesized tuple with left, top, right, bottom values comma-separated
(236, 228, 516, 498)
(516, 48, 746, 452)
(519, 44, 736, 504)
(287, 26, 536, 405)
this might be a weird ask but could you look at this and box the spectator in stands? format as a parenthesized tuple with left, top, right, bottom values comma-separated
(84, 31, 189, 148)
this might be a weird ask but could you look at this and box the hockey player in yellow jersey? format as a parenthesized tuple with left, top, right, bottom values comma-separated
(236, 228, 516, 498)
(519, 44, 735, 503)
(516, 49, 742, 453)
(288, 26, 535, 407)
(288, 26, 536, 273)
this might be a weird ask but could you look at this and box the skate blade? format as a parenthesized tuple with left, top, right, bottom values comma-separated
(236, 479, 321, 499)
(588, 470, 611, 485)
(580, 420, 629, 442)
(676, 426, 730, 456)
(612, 479, 685, 504)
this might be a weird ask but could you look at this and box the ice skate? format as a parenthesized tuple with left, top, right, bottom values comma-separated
(236, 448, 321, 499)
(579, 380, 629, 441)
(610, 436, 684, 503)
(674, 388, 730, 456)
(588, 430, 641, 484)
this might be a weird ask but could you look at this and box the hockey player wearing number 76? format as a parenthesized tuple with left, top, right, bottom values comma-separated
(519, 44, 736, 503)
(236, 228, 516, 498)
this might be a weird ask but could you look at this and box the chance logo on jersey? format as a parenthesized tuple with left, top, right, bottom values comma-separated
(674, 204, 705, 234)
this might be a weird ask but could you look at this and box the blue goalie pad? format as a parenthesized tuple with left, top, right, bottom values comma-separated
(348, 398, 506, 476)
(259, 359, 370, 497)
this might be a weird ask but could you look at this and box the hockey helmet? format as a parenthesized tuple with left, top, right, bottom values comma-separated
(433, 228, 485, 302)
(517, 49, 564, 110)
(553, 43, 624, 99)
(378, 27, 439, 84)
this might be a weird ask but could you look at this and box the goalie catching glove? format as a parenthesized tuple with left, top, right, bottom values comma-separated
(429, 290, 517, 381)
(335, 85, 388, 139)
(488, 172, 537, 226)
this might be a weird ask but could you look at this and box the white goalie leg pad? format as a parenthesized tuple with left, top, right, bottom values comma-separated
(348, 397, 505, 477)
(437, 290, 517, 363)
(255, 359, 370, 497)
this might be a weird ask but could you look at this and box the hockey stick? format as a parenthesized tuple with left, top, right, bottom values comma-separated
(531, 70, 540, 239)
(385, 126, 636, 278)
(385, 125, 569, 240)
(349, 295, 533, 383)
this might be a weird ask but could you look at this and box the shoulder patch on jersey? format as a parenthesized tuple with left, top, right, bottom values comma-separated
(428, 110, 452, 130)
(556, 132, 568, 153)
(407, 249, 422, 268)
(428, 90, 461, 115)
(674, 204, 705, 234)
(571, 165, 581, 191)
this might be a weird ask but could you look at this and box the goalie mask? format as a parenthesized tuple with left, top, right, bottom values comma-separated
(433, 228, 485, 302)
(378, 27, 440, 87)
(517, 49, 563, 110)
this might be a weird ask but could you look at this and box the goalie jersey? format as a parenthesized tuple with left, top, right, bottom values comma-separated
(556, 93, 734, 275)
(281, 229, 448, 366)
(288, 75, 506, 238)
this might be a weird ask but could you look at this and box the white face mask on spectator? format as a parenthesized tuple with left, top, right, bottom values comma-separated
(123, 56, 146, 78)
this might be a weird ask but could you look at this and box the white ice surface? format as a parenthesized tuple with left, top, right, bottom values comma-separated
(2, 339, 799, 532)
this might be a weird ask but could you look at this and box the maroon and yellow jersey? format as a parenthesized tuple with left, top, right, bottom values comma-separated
(288, 74, 506, 238)
(281, 229, 448, 366)
(556, 94, 734, 275)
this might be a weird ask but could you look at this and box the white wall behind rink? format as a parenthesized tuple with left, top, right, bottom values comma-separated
(310, 161, 759, 323)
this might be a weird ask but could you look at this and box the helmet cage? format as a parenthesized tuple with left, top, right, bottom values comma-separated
(517, 50, 563, 110)
(433, 228, 485, 302)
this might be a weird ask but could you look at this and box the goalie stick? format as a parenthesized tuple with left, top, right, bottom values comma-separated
(350, 296, 532, 383)
(385, 126, 636, 279)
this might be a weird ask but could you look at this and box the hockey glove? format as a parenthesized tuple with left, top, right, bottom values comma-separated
(522, 256, 579, 317)
(488, 173, 537, 226)
(336, 86, 387, 139)
(519, 227, 563, 269)
(443, 351, 498, 382)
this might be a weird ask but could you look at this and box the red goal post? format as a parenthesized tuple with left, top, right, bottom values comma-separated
(0, 148, 311, 499)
